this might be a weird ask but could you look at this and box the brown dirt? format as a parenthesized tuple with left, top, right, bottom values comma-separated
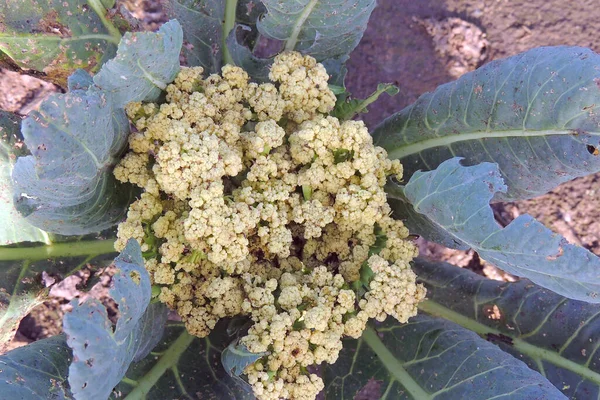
(0, 70, 57, 115)
(2, 0, 600, 347)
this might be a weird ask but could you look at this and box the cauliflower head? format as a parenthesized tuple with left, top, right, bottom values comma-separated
(114, 51, 425, 400)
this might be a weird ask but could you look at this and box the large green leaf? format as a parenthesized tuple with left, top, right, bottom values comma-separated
(0, 237, 116, 353)
(227, 25, 273, 83)
(164, 0, 224, 73)
(0, 334, 73, 399)
(165, 0, 265, 75)
(374, 46, 600, 202)
(228, 0, 375, 82)
(0, 0, 123, 86)
(391, 158, 600, 303)
(258, 0, 376, 61)
(112, 321, 253, 399)
(0, 111, 48, 245)
(323, 316, 566, 399)
(131, 303, 169, 363)
(11, 77, 133, 235)
(414, 257, 600, 399)
(93, 20, 183, 108)
(63, 239, 162, 400)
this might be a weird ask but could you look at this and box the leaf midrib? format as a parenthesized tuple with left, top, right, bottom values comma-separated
(362, 326, 432, 399)
(284, 0, 319, 51)
(0, 238, 115, 261)
(418, 299, 600, 385)
(386, 129, 600, 160)
(0, 33, 119, 45)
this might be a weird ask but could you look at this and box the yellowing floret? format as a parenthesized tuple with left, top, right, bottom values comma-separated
(114, 51, 425, 400)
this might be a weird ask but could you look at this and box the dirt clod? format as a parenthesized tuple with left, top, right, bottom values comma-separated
(414, 17, 489, 78)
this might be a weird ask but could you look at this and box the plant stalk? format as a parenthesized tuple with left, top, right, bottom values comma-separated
(285, 0, 318, 51)
(222, 0, 239, 65)
(418, 299, 600, 384)
(0, 239, 116, 261)
(362, 326, 431, 399)
(342, 85, 398, 121)
(87, 0, 122, 44)
(123, 330, 195, 399)
(385, 129, 583, 160)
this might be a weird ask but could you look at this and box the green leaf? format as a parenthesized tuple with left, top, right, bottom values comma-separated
(93, 20, 183, 108)
(132, 303, 169, 363)
(227, 25, 272, 82)
(396, 158, 600, 303)
(63, 239, 158, 400)
(332, 83, 399, 121)
(0, 238, 116, 354)
(165, 0, 266, 75)
(321, 56, 349, 88)
(0, 334, 73, 399)
(258, 0, 376, 61)
(414, 257, 600, 399)
(227, 1, 373, 83)
(222, 339, 268, 386)
(67, 69, 95, 92)
(0, 111, 48, 245)
(0, 0, 123, 86)
(164, 0, 224, 73)
(323, 317, 566, 399)
(11, 82, 133, 235)
(332, 148, 355, 164)
(113, 321, 253, 399)
(374, 46, 600, 201)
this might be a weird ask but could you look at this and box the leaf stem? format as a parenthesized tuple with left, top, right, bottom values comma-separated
(123, 330, 195, 399)
(340, 84, 398, 121)
(418, 299, 600, 385)
(362, 326, 431, 399)
(0, 33, 121, 46)
(120, 377, 139, 387)
(285, 0, 317, 52)
(87, 0, 122, 44)
(384, 129, 589, 160)
(222, 0, 238, 65)
(0, 239, 116, 261)
(384, 180, 406, 200)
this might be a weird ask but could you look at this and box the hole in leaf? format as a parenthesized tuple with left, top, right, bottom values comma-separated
(84, 340, 89, 349)
(546, 245, 564, 261)
(587, 144, 599, 156)
(129, 270, 141, 285)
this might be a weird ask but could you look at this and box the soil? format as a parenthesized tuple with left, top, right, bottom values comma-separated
(1, 0, 599, 346)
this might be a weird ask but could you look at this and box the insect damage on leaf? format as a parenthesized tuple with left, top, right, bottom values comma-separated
(402, 157, 600, 303)
(0, 0, 125, 85)
(63, 239, 162, 400)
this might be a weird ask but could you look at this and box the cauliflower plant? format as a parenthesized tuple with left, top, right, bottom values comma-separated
(114, 51, 426, 400)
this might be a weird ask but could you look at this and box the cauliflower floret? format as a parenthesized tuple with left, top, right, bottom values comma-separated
(303, 305, 331, 331)
(360, 255, 427, 322)
(246, 83, 285, 121)
(173, 66, 204, 92)
(270, 52, 336, 123)
(115, 52, 424, 400)
(113, 152, 152, 189)
(292, 199, 335, 239)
